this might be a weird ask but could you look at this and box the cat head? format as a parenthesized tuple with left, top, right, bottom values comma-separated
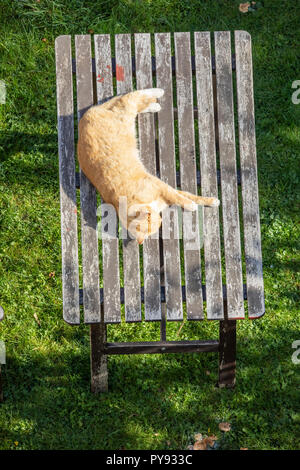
(127, 204, 162, 244)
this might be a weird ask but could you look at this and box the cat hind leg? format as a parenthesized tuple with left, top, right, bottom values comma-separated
(136, 88, 164, 113)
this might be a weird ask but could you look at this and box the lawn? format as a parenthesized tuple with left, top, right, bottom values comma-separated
(0, 0, 299, 450)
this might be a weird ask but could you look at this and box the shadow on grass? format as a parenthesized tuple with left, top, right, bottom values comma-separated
(0, 131, 57, 162)
(0, 319, 298, 450)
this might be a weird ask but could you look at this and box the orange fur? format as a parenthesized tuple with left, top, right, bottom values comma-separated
(77, 89, 219, 244)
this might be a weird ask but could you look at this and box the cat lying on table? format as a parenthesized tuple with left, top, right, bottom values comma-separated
(78, 88, 219, 244)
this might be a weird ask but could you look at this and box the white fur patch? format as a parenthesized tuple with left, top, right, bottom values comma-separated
(185, 201, 198, 211)
(210, 198, 220, 207)
(149, 200, 168, 213)
(141, 102, 161, 113)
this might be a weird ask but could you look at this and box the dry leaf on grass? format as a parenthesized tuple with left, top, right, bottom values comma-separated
(206, 435, 218, 447)
(193, 440, 207, 450)
(48, 271, 55, 278)
(240, 447, 248, 450)
(239, 2, 250, 13)
(193, 434, 218, 450)
(176, 321, 185, 336)
(219, 422, 231, 432)
(239, 1, 258, 12)
(33, 313, 41, 327)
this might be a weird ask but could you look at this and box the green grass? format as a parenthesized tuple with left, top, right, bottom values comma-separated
(0, 0, 299, 450)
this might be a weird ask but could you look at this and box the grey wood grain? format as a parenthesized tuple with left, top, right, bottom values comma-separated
(135, 33, 161, 321)
(155, 33, 183, 321)
(214, 31, 245, 319)
(75, 35, 101, 324)
(194, 32, 224, 320)
(115, 34, 142, 322)
(174, 32, 203, 320)
(94, 34, 121, 323)
(235, 30, 265, 318)
(55, 35, 80, 325)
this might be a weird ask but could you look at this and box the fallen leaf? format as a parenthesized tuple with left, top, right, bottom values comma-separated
(42, 38, 47, 42)
(49, 272, 55, 278)
(239, 2, 250, 13)
(33, 313, 41, 327)
(176, 321, 185, 336)
(193, 440, 207, 450)
(206, 435, 218, 447)
(240, 448, 248, 450)
(88, 29, 94, 34)
(219, 422, 231, 432)
(193, 433, 218, 451)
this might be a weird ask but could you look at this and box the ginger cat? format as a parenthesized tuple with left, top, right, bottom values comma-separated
(77, 89, 219, 244)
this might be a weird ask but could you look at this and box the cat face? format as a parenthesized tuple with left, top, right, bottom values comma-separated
(127, 205, 162, 244)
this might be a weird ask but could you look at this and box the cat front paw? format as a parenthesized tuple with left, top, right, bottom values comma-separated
(141, 102, 161, 113)
(210, 197, 220, 207)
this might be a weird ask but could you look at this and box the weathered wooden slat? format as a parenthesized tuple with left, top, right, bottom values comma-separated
(194, 32, 224, 320)
(0, 306, 3, 322)
(102, 340, 219, 355)
(135, 33, 161, 321)
(155, 33, 183, 321)
(55, 35, 80, 325)
(78, 283, 248, 305)
(235, 31, 265, 319)
(75, 35, 101, 324)
(215, 31, 245, 319)
(115, 34, 142, 322)
(94, 34, 121, 324)
(71, 55, 237, 76)
(174, 32, 203, 320)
